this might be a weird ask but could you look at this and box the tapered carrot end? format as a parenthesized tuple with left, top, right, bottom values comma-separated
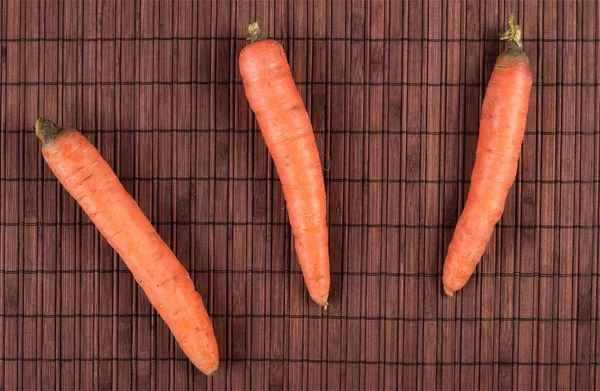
(247, 22, 266, 44)
(196, 355, 219, 376)
(443, 286, 454, 297)
(203, 363, 219, 376)
(313, 292, 329, 309)
(34, 117, 61, 146)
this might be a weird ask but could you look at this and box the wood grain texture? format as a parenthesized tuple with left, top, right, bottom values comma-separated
(0, 0, 598, 389)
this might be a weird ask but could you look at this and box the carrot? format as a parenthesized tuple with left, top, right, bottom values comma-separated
(239, 23, 330, 307)
(442, 15, 532, 296)
(34, 118, 219, 375)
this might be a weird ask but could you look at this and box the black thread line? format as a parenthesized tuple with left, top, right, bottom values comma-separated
(1, 221, 598, 229)
(0, 269, 596, 278)
(0, 81, 596, 87)
(0, 36, 595, 43)
(0, 357, 594, 366)
(2, 128, 592, 135)
(6, 177, 600, 185)
(0, 313, 595, 322)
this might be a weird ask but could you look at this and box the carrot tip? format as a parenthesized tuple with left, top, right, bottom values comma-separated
(199, 358, 219, 376)
(247, 22, 266, 44)
(34, 117, 61, 145)
(443, 287, 454, 297)
(316, 292, 329, 309)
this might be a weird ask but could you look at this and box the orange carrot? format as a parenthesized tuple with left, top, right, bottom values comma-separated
(34, 118, 219, 375)
(442, 15, 532, 296)
(239, 23, 330, 307)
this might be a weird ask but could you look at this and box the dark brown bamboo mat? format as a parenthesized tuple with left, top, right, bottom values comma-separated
(0, 0, 599, 390)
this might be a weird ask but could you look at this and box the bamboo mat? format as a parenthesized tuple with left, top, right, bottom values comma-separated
(1, 0, 599, 390)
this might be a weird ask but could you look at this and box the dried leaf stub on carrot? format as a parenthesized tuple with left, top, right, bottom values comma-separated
(442, 15, 533, 296)
(34, 118, 219, 375)
(239, 23, 331, 307)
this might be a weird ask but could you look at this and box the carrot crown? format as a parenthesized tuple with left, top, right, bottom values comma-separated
(34, 117, 61, 145)
(247, 22, 266, 44)
(500, 14, 523, 49)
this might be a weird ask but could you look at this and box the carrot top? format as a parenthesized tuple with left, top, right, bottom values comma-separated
(35, 117, 62, 146)
(500, 14, 523, 50)
(247, 22, 266, 44)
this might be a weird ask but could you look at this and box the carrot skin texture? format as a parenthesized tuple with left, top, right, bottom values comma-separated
(442, 49, 532, 296)
(239, 38, 330, 306)
(36, 121, 219, 375)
